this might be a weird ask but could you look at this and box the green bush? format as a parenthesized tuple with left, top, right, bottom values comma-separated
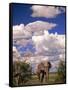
(55, 60, 66, 83)
(13, 61, 32, 86)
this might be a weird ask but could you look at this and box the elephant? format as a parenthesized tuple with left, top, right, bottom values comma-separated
(36, 61, 51, 82)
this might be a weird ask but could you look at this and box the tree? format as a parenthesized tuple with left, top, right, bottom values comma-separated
(13, 61, 32, 86)
(55, 60, 66, 83)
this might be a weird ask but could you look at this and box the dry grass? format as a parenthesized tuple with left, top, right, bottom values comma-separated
(16, 72, 64, 86)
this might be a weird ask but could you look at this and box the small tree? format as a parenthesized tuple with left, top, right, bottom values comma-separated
(13, 61, 32, 86)
(19, 62, 32, 83)
(55, 60, 66, 83)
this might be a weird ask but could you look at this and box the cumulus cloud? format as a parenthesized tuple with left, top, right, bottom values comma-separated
(31, 5, 65, 18)
(32, 30, 65, 60)
(26, 21, 57, 33)
(13, 21, 57, 57)
(13, 46, 21, 61)
(13, 39, 33, 47)
(13, 46, 17, 52)
(13, 21, 56, 40)
(13, 24, 32, 39)
(13, 22, 65, 70)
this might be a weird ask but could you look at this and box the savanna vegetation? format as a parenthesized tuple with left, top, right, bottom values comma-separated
(55, 60, 66, 83)
(12, 60, 66, 86)
(13, 61, 32, 86)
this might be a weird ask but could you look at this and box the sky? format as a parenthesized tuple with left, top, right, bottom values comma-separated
(11, 3, 66, 34)
(12, 3, 66, 72)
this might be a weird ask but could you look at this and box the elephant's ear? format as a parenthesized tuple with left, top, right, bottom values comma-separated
(48, 62, 52, 69)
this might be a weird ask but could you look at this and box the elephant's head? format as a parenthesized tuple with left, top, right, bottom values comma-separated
(48, 61, 52, 70)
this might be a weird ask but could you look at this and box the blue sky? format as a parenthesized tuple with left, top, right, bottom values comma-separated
(11, 3, 66, 34)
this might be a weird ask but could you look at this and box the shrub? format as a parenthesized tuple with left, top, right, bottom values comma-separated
(55, 60, 66, 83)
(13, 61, 32, 86)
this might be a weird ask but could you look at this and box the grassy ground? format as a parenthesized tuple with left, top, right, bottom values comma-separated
(18, 72, 64, 86)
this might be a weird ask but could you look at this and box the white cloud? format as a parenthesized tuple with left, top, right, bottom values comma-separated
(31, 5, 65, 18)
(13, 46, 17, 52)
(13, 46, 21, 61)
(13, 21, 56, 46)
(13, 24, 32, 39)
(13, 21, 56, 41)
(14, 39, 33, 47)
(26, 21, 56, 33)
(32, 31, 65, 61)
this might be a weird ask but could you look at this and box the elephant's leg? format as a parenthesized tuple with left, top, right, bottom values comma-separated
(45, 67, 49, 82)
(41, 70, 45, 82)
(45, 74, 47, 82)
(44, 72, 47, 82)
(37, 73, 40, 81)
